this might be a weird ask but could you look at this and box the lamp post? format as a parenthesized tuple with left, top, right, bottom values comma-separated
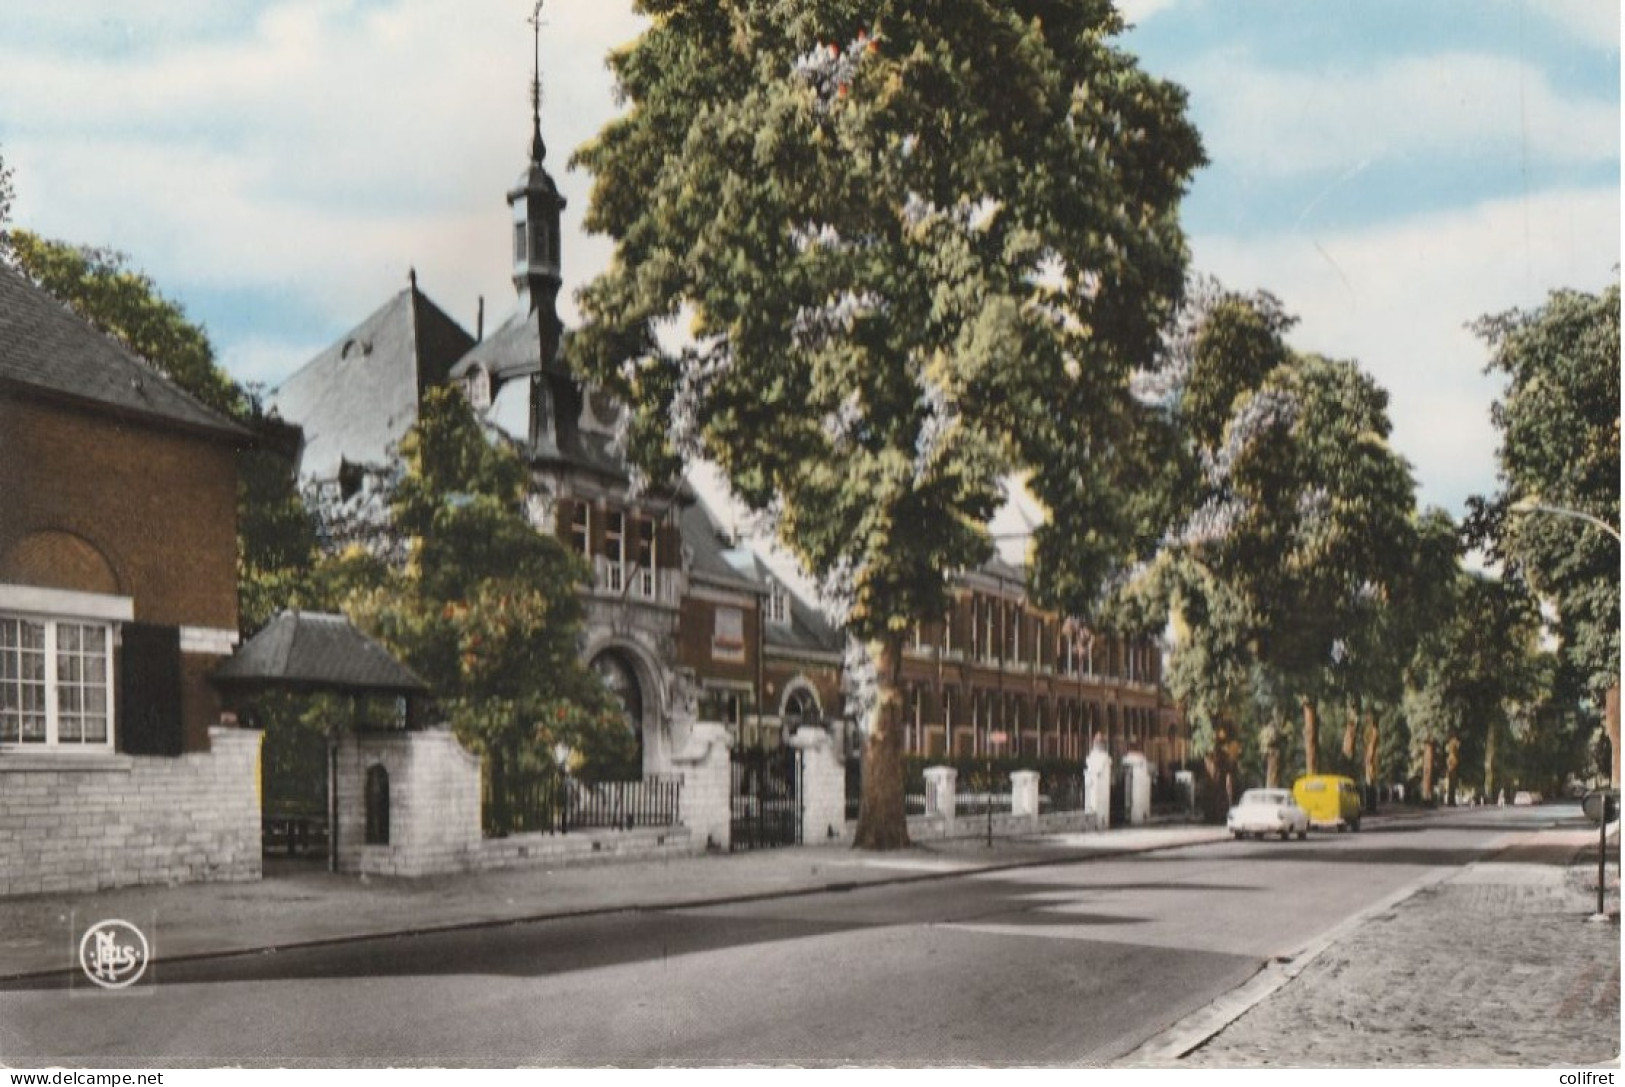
(553, 740, 573, 834)
(1508, 498, 1622, 544)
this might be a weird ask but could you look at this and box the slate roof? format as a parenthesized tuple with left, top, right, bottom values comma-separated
(679, 498, 843, 656)
(268, 284, 473, 480)
(212, 610, 428, 694)
(0, 262, 249, 443)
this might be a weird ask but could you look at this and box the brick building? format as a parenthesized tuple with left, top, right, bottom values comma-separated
(898, 556, 1186, 774)
(268, 81, 844, 771)
(0, 262, 261, 894)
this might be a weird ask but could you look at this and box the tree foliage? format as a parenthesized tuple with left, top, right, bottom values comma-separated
(573, 0, 1205, 847)
(1140, 283, 1420, 787)
(331, 388, 639, 788)
(1471, 283, 1620, 701)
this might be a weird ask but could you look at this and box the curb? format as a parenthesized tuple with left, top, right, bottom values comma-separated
(0, 829, 1229, 987)
(1121, 813, 1598, 1066)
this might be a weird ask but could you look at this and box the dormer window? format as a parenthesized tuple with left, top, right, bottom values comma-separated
(767, 581, 789, 625)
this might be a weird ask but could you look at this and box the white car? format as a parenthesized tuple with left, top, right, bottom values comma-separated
(1227, 788, 1310, 840)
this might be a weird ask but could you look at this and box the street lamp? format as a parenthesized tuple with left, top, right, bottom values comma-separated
(1508, 498, 1621, 543)
(553, 741, 573, 834)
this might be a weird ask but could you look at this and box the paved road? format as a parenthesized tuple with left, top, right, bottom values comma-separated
(0, 806, 1556, 1067)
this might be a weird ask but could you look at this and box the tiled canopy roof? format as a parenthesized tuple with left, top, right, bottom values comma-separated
(212, 610, 428, 695)
(0, 263, 249, 442)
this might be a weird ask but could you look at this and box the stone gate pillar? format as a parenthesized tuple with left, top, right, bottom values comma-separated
(1123, 751, 1151, 825)
(670, 721, 732, 851)
(791, 727, 846, 843)
(1010, 770, 1040, 819)
(1085, 739, 1112, 828)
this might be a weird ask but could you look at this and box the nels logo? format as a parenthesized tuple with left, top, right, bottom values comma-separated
(78, 919, 150, 989)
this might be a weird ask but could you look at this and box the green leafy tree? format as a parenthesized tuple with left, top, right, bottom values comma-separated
(1470, 282, 1620, 778)
(333, 388, 638, 811)
(573, 1, 1205, 848)
(1402, 570, 1540, 803)
(1141, 285, 1419, 787)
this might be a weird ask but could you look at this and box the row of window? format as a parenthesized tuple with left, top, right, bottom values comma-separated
(0, 615, 113, 749)
(912, 596, 1160, 682)
(569, 504, 661, 599)
(899, 685, 1165, 760)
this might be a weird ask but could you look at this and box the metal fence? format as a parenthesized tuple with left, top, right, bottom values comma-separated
(483, 767, 681, 838)
(1042, 770, 1087, 813)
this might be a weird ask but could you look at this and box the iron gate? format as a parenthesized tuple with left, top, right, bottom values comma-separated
(731, 747, 803, 851)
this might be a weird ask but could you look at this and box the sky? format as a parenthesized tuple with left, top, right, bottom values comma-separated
(0, 0, 1618, 542)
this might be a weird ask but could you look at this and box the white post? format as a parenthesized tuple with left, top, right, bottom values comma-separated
(1085, 739, 1113, 828)
(789, 727, 845, 843)
(1010, 769, 1040, 819)
(923, 765, 957, 822)
(670, 722, 733, 851)
(1124, 751, 1151, 824)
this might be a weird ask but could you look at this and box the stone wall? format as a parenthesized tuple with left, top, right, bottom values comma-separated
(480, 825, 699, 870)
(334, 730, 482, 877)
(0, 726, 261, 897)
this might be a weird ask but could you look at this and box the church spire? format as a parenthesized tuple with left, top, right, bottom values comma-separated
(508, 0, 565, 319)
(528, 0, 546, 164)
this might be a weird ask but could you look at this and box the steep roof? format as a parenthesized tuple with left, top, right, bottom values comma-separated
(679, 498, 843, 656)
(268, 284, 473, 479)
(212, 610, 428, 695)
(0, 262, 249, 443)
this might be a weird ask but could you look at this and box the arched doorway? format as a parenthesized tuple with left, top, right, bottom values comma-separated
(591, 650, 645, 774)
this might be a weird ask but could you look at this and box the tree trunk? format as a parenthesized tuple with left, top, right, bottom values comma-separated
(1341, 704, 1358, 762)
(1363, 711, 1379, 807)
(1265, 724, 1281, 788)
(1484, 724, 1498, 801)
(1445, 736, 1460, 806)
(1421, 740, 1436, 804)
(1301, 698, 1318, 777)
(1608, 684, 1620, 784)
(852, 634, 910, 851)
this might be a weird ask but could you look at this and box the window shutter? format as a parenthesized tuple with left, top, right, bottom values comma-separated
(119, 623, 183, 756)
(658, 523, 683, 569)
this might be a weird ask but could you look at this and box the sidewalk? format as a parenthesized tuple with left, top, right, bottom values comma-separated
(1130, 819, 1622, 1068)
(0, 822, 1230, 982)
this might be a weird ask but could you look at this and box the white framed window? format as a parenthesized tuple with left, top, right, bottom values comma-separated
(604, 510, 626, 593)
(569, 502, 592, 557)
(712, 607, 746, 662)
(767, 582, 789, 625)
(0, 614, 114, 750)
(634, 519, 657, 599)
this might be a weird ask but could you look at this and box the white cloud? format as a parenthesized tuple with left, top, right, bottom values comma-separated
(1117, 0, 1181, 27)
(1194, 186, 1620, 515)
(1534, 0, 1620, 48)
(1186, 49, 1619, 175)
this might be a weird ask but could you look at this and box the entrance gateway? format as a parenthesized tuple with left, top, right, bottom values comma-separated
(730, 746, 803, 851)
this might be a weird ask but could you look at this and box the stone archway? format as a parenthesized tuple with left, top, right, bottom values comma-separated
(585, 638, 667, 775)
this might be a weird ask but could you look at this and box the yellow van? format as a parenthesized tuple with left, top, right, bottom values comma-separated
(1292, 775, 1362, 832)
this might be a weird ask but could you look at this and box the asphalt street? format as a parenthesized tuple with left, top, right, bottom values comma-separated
(0, 805, 1563, 1067)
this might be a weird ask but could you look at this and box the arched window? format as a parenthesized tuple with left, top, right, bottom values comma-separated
(782, 686, 820, 733)
(365, 765, 390, 846)
(592, 652, 644, 761)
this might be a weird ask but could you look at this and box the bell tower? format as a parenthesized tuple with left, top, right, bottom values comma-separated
(510, 1, 566, 346)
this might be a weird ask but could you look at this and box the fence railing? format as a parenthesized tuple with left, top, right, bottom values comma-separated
(1042, 771, 1087, 813)
(484, 768, 681, 838)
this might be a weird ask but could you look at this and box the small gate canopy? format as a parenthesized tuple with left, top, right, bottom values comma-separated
(212, 610, 428, 696)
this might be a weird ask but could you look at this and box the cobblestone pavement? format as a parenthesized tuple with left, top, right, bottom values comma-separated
(1172, 832, 1621, 1068)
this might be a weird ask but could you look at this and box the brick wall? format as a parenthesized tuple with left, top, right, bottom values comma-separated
(0, 727, 262, 897)
(669, 722, 732, 851)
(0, 396, 241, 752)
(792, 729, 847, 844)
(334, 731, 482, 877)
